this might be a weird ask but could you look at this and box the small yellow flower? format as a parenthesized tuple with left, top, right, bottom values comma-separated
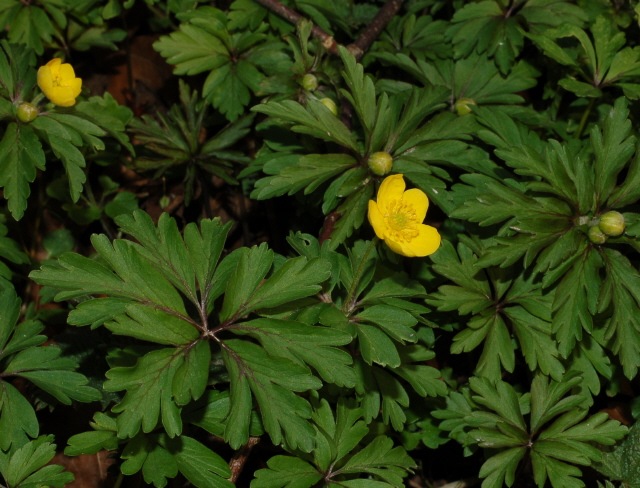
(37, 58, 82, 107)
(368, 174, 441, 257)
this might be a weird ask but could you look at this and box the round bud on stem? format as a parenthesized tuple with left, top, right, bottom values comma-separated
(319, 97, 338, 116)
(367, 151, 393, 176)
(454, 97, 476, 115)
(588, 225, 607, 245)
(598, 211, 625, 237)
(16, 102, 38, 123)
(301, 73, 318, 92)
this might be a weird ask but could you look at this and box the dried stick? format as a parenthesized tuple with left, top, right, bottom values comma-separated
(254, 0, 404, 60)
(253, 0, 339, 53)
(347, 0, 404, 59)
(229, 436, 261, 483)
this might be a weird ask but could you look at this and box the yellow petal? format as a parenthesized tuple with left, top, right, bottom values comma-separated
(402, 188, 429, 222)
(59, 63, 77, 84)
(376, 174, 405, 210)
(384, 236, 410, 257)
(52, 88, 76, 107)
(69, 77, 82, 97)
(367, 200, 387, 239)
(37, 66, 53, 92)
(403, 224, 441, 257)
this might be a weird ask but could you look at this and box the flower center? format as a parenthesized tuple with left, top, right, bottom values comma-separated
(52, 73, 63, 87)
(384, 199, 419, 242)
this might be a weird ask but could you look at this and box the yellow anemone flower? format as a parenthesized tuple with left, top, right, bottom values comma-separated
(37, 58, 82, 107)
(368, 174, 441, 257)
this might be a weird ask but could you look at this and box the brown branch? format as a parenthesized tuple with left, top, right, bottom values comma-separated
(228, 436, 261, 483)
(254, 0, 338, 53)
(254, 0, 404, 60)
(347, 0, 405, 60)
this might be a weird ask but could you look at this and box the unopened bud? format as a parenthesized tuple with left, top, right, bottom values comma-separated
(301, 73, 318, 92)
(454, 97, 476, 115)
(16, 102, 38, 123)
(319, 97, 338, 116)
(598, 211, 625, 237)
(588, 225, 607, 245)
(367, 151, 393, 176)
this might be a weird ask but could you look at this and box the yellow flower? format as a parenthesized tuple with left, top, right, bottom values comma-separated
(368, 174, 441, 257)
(37, 58, 82, 107)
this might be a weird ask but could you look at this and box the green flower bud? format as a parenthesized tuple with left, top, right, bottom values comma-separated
(367, 151, 393, 176)
(301, 73, 318, 92)
(319, 97, 338, 116)
(159, 195, 171, 209)
(454, 97, 476, 115)
(588, 225, 607, 245)
(598, 210, 625, 237)
(16, 102, 38, 123)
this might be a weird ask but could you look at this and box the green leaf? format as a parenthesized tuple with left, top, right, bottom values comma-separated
(253, 99, 360, 151)
(120, 434, 178, 486)
(219, 244, 273, 321)
(0, 284, 21, 352)
(596, 420, 640, 486)
(335, 436, 416, 485)
(115, 210, 232, 311)
(0, 222, 27, 280)
(0, 381, 39, 451)
(357, 324, 400, 368)
(394, 345, 447, 398)
(64, 430, 118, 456)
(355, 305, 417, 344)
(338, 46, 377, 133)
(327, 183, 374, 249)
(470, 377, 527, 433)
(591, 98, 636, 206)
(552, 248, 601, 358)
(247, 256, 330, 311)
(253, 153, 357, 200)
(185, 390, 231, 438)
(254, 398, 415, 486)
(505, 306, 564, 380)
(155, 7, 289, 120)
(439, 374, 627, 488)
(251, 456, 322, 488)
(222, 339, 321, 451)
(173, 339, 210, 405)
(0, 123, 45, 220)
(104, 348, 186, 438)
(230, 318, 355, 387)
(1, 436, 73, 487)
(106, 304, 198, 346)
(600, 248, 640, 379)
(428, 240, 491, 311)
(153, 7, 229, 75)
(18, 368, 100, 404)
(75, 92, 134, 153)
(31, 231, 189, 316)
(169, 436, 233, 488)
(478, 447, 527, 488)
(2, 5, 57, 54)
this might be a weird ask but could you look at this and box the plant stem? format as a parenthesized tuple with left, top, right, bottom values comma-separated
(575, 97, 595, 139)
(229, 436, 261, 483)
(254, 0, 405, 59)
(343, 237, 378, 314)
(113, 472, 124, 488)
(348, 0, 405, 59)
(253, 0, 338, 53)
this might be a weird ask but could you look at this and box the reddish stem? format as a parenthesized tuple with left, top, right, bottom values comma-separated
(229, 436, 261, 483)
(347, 0, 404, 59)
(253, 0, 339, 53)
